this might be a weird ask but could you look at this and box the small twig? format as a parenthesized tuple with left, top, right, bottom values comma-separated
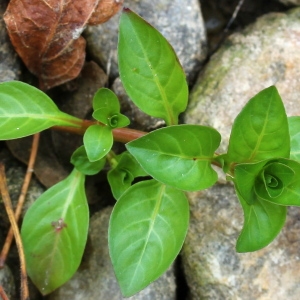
(0, 168, 32, 300)
(0, 133, 40, 268)
(224, 0, 245, 33)
(0, 285, 9, 300)
(210, 0, 245, 55)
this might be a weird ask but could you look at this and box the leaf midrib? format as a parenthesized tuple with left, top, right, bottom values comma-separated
(128, 21, 175, 126)
(128, 183, 165, 290)
(247, 91, 274, 161)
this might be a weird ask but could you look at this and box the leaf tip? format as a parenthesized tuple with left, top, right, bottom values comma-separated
(123, 7, 131, 13)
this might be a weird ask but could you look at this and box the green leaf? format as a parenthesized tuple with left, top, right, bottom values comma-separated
(256, 159, 300, 206)
(0, 81, 81, 140)
(93, 88, 121, 111)
(21, 169, 89, 295)
(107, 151, 148, 200)
(234, 160, 266, 205)
(236, 189, 286, 253)
(227, 86, 290, 163)
(118, 9, 188, 126)
(83, 125, 113, 162)
(93, 109, 130, 129)
(126, 125, 221, 191)
(234, 158, 300, 206)
(92, 88, 130, 128)
(108, 179, 189, 296)
(71, 145, 106, 175)
(288, 116, 300, 162)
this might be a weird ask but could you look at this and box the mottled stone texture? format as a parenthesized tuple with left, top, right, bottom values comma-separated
(0, 1, 21, 82)
(185, 8, 300, 153)
(0, 265, 16, 299)
(279, 0, 300, 6)
(84, 0, 207, 84)
(182, 184, 300, 299)
(49, 207, 177, 300)
(182, 7, 300, 300)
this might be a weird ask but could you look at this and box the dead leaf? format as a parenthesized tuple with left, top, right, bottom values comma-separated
(3, 0, 123, 90)
(89, 0, 124, 24)
(6, 132, 69, 188)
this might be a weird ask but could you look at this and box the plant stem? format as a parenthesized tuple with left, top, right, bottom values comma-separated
(0, 285, 9, 300)
(0, 165, 29, 300)
(0, 133, 40, 268)
(52, 119, 147, 143)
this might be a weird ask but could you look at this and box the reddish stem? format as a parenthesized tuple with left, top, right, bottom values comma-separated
(52, 119, 147, 143)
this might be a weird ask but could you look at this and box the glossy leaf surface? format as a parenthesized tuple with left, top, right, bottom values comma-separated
(92, 88, 130, 128)
(0, 81, 80, 140)
(235, 158, 300, 206)
(93, 88, 121, 111)
(227, 86, 289, 163)
(118, 9, 188, 126)
(83, 125, 113, 162)
(21, 169, 89, 295)
(126, 125, 221, 191)
(109, 179, 189, 296)
(236, 189, 286, 252)
(71, 145, 106, 175)
(107, 151, 148, 200)
(288, 116, 300, 163)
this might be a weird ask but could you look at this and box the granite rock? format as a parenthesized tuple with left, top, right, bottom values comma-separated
(0, 1, 21, 82)
(278, 0, 300, 6)
(112, 77, 165, 132)
(182, 7, 300, 299)
(185, 8, 300, 154)
(49, 207, 177, 300)
(182, 184, 300, 299)
(84, 0, 207, 84)
(0, 265, 16, 299)
(0, 147, 45, 229)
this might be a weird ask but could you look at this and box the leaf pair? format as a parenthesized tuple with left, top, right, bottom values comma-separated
(225, 86, 300, 252)
(83, 88, 130, 162)
(107, 151, 148, 200)
(108, 10, 219, 296)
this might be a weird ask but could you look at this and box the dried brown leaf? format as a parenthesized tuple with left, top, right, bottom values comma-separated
(3, 0, 123, 90)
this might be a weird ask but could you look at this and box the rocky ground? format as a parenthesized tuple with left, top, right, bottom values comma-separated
(1, 0, 300, 299)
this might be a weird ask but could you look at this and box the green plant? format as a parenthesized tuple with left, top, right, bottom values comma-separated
(1, 8, 300, 297)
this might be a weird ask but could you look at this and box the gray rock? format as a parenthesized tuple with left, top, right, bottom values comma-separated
(182, 7, 300, 299)
(84, 0, 207, 84)
(182, 184, 300, 300)
(49, 207, 177, 300)
(0, 147, 45, 229)
(0, 1, 21, 82)
(0, 265, 16, 299)
(278, 0, 300, 6)
(112, 77, 165, 131)
(185, 8, 300, 154)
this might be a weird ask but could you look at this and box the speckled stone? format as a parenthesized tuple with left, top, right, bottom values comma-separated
(182, 7, 300, 299)
(185, 8, 300, 154)
(112, 77, 165, 132)
(49, 207, 177, 300)
(182, 183, 300, 299)
(0, 265, 16, 299)
(0, 147, 45, 229)
(0, 1, 21, 82)
(279, 0, 300, 6)
(84, 0, 207, 84)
